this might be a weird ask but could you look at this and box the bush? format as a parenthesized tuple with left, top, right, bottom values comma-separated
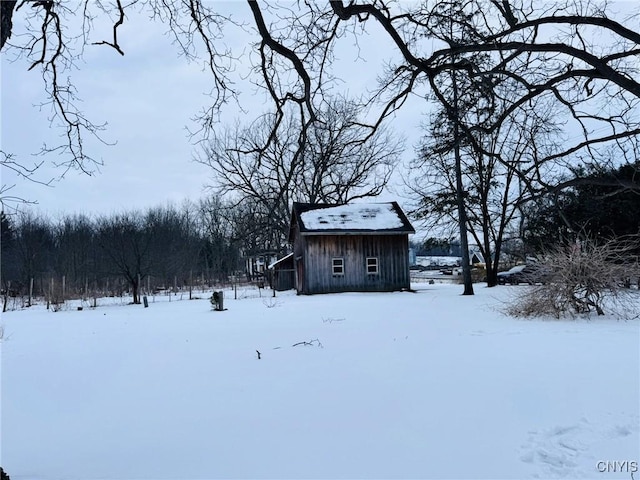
(506, 236, 640, 319)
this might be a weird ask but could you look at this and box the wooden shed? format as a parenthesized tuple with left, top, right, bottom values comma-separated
(289, 202, 415, 294)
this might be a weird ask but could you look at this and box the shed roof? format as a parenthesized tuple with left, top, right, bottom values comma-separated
(268, 253, 294, 270)
(290, 202, 415, 239)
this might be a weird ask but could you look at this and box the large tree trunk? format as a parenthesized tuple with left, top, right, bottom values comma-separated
(454, 145, 474, 295)
(452, 73, 474, 296)
(132, 279, 140, 304)
(1, 1, 18, 50)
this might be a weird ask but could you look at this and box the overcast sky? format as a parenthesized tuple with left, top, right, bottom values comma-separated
(1, 2, 425, 218)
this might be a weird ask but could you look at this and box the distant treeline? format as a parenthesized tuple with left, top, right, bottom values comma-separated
(1, 198, 280, 305)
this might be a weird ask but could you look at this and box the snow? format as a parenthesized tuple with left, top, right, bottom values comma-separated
(416, 255, 461, 267)
(1, 284, 639, 479)
(500, 265, 528, 274)
(300, 203, 404, 230)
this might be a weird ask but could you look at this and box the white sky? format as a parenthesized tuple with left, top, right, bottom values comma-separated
(1, 2, 425, 218)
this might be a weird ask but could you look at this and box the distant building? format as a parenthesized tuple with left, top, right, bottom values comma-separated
(288, 202, 415, 294)
(408, 247, 417, 266)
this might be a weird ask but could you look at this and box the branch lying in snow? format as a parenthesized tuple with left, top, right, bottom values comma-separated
(322, 317, 345, 323)
(261, 338, 324, 357)
(292, 339, 323, 348)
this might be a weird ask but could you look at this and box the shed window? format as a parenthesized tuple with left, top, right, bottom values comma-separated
(366, 257, 379, 274)
(332, 258, 344, 275)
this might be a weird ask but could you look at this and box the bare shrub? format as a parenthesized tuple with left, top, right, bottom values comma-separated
(506, 236, 640, 319)
(262, 298, 282, 309)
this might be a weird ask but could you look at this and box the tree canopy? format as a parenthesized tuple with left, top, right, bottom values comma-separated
(3, 1, 638, 184)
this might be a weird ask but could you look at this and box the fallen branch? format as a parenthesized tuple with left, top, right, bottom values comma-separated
(322, 317, 345, 323)
(292, 338, 323, 348)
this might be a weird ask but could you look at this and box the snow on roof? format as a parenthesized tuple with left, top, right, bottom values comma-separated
(268, 253, 293, 270)
(300, 203, 404, 230)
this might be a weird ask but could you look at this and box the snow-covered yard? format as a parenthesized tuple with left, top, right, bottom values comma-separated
(1, 284, 638, 479)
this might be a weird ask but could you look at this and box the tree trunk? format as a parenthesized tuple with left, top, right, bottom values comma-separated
(132, 280, 140, 304)
(3, 281, 9, 313)
(485, 264, 498, 287)
(452, 72, 474, 296)
(0, 1, 18, 50)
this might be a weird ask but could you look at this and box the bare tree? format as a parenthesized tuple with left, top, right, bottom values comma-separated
(198, 196, 244, 283)
(144, 204, 204, 291)
(412, 91, 563, 286)
(1, 0, 241, 200)
(10, 211, 55, 296)
(197, 98, 403, 249)
(4, 1, 639, 169)
(96, 212, 152, 304)
(53, 213, 96, 297)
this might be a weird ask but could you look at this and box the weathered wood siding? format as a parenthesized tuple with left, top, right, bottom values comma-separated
(300, 234, 410, 294)
(273, 269, 295, 291)
(272, 255, 295, 291)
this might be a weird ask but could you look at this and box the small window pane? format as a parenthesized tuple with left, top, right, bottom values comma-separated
(367, 257, 378, 274)
(332, 258, 344, 275)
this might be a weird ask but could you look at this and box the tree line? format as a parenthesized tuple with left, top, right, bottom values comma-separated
(0, 199, 280, 307)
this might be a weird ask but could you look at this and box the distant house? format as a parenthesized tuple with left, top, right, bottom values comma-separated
(288, 202, 415, 294)
(245, 250, 279, 282)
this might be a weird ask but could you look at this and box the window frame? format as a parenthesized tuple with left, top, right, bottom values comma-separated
(332, 257, 345, 276)
(366, 257, 379, 275)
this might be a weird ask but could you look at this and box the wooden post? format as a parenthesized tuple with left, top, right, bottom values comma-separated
(189, 270, 193, 300)
(29, 277, 34, 307)
(62, 275, 66, 301)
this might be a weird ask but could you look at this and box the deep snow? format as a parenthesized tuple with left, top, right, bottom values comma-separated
(1, 283, 638, 479)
